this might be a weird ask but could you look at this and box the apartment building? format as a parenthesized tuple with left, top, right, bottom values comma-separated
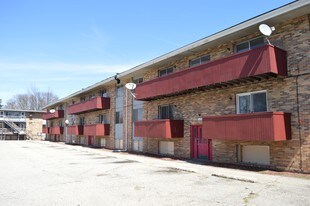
(0, 109, 44, 140)
(43, 1, 310, 172)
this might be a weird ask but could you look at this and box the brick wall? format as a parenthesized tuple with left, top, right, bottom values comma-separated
(137, 14, 310, 172)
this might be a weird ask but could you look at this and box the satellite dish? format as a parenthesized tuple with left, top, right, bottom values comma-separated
(65, 120, 69, 125)
(259, 24, 275, 36)
(125, 83, 136, 90)
(49, 109, 56, 113)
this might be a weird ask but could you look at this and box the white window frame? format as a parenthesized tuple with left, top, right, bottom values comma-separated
(189, 54, 210, 67)
(158, 67, 173, 77)
(236, 90, 268, 114)
(235, 36, 265, 53)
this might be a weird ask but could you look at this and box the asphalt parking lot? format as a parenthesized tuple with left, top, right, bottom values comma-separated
(0, 141, 309, 206)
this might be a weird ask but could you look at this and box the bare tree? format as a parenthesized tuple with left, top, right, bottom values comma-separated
(4, 86, 58, 110)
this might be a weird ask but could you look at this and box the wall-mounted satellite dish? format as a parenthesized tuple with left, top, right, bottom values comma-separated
(259, 24, 275, 45)
(125, 83, 137, 98)
(125, 83, 136, 90)
(65, 120, 69, 125)
(259, 24, 275, 36)
(49, 109, 56, 113)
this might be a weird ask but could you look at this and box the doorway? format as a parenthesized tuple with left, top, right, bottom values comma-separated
(191, 125, 212, 160)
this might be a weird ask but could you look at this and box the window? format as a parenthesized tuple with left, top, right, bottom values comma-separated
(158, 105, 173, 119)
(158, 67, 173, 77)
(58, 120, 63, 127)
(133, 77, 143, 85)
(79, 117, 85, 126)
(70, 115, 76, 125)
(236, 37, 264, 53)
(58, 105, 63, 110)
(115, 111, 123, 124)
(237, 91, 267, 114)
(89, 94, 96, 99)
(189, 54, 210, 67)
(80, 97, 86, 102)
(116, 86, 123, 97)
(99, 114, 108, 124)
(132, 108, 143, 122)
(100, 89, 108, 97)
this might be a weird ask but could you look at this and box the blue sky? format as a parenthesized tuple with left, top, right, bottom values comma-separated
(0, 0, 293, 104)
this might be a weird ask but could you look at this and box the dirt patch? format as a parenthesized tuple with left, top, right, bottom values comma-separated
(243, 192, 258, 206)
(156, 167, 195, 174)
(259, 170, 310, 180)
(111, 160, 138, 164)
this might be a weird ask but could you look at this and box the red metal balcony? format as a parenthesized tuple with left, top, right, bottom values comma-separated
(49, 126, 64, 135)
(135, 45, 287, 100)
(83, 124, 110, 136)
(68, 97, 110, 115)
(42, 126, 49, 134)
(42, 110, 64, 120)
(134, 119, 184, 138)
(67, 125, 84, 135)
(203, 112, 291, 141)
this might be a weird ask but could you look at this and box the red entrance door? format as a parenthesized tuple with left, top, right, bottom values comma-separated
(191, 125, 212, 160)
(88, 136, 94, 146)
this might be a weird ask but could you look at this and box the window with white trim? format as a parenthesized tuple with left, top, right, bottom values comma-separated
(235, 37, 264, 53)
(189, 54, 210, 67)
(237, 90, 267, 114)
(158, 67, 173, 77)
(79, 117, 85, 126)
(115, 111, 123, 124)
(99, 114, 108, 124)
(100, 89, 108, 97)
(158, 105, 173, 119)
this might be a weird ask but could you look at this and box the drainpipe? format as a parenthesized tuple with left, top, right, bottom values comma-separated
(125, 86, 128, 151)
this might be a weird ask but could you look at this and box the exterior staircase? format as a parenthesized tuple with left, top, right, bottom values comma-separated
(3, 119, 25, 135)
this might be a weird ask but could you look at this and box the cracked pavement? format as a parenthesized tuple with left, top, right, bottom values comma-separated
(0, 141, 309, 206)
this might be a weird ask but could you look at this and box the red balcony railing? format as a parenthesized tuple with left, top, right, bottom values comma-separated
(134, 119, 184, 138)
(202, 112, 291, 141)
(83, 124, 110, 136)
(42, 110, 64, 120)
(135, 45, 287, 100)
(67, 125, 84, 135)
(42, 126, 49, 134)
(49, 126, 64, 135)
(68, 97, 110, 115)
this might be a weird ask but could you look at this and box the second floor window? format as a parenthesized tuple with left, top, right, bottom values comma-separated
(100, 89, 108, 97)
(133, 108, 143, 122)
(235, 37, 264, 53)
(79, 117, 85, 126)
(158, 67, 173, 77)
(99, 114, 108, 124)
(189, 54, 210, 67)
(237, 90, 267, 114)
(115, 111, 123, 124)
(80, 97, 86, 102)
(158, 105, 173, 119)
